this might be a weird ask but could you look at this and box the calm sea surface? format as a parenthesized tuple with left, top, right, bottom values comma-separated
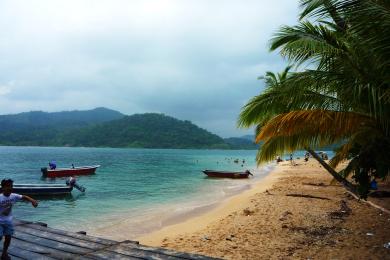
(0, 146, 329, 237)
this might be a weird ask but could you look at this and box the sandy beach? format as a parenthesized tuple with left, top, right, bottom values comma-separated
(137, 159, 390, 259)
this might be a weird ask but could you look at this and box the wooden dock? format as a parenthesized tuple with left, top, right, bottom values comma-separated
(0, 220, 219, 260)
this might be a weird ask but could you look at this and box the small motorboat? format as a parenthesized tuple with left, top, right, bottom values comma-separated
(41, 165, 100, 178)
(203, 170, 253, 179)
(1, 178, 86, 196)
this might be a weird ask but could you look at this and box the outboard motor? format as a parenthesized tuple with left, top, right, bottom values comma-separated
(41, 167, 48, 177)
(66, 177, 86, 192)
(245, 170, 253, 176)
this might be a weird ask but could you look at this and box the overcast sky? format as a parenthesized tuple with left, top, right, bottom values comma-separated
(0, 0, 299, 137)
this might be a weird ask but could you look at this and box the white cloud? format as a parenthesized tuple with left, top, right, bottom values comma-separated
(0, 85, 11, 96)
(0, 0, 299, 137)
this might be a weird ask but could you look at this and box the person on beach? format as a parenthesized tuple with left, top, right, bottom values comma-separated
(304, 152, 310, 162)
(289, 153, 294, 165)
(0, 179, 38, 260)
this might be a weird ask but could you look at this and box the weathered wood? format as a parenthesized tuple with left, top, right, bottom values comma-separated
(307, 148, 358, 194)
(23, 223, 118, 246)
(285, 193, 331, 200)
(13, 219, 34, 226)
(84, 250, 142, 260)
(13, 231, 92, 255)
(121, 242, 220, 260)
(302, 182, 326, 187)
(106, 244, 183, 260)
(2, 245, 56, 260)
(8, 220, 219, 259)
(6, 255, 24, 260)
(7, 237, 83, 259)
(15, 226, 105, 250)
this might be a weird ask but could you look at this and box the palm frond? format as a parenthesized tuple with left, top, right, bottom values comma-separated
(300, 0, 347, 30)
(257, 110, 373, 142)
(270, 21, 346, 65)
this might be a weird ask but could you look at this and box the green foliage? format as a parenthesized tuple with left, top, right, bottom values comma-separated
(0, 107, 124, 146)
(0, 109, 246, 149)
(238, 0, 390, 197)
(58, 113, 230, 149)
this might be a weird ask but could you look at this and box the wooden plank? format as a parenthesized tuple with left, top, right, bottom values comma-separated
(13, 219, 34, 226)
(84, 250, 143, 260)
(7, 237, 83, 259)
(2, 245, 56, 260)
(23, 223, 118, 246)
(11, 220, 218, 260)
(121, 242, 220, 260)
(6, 255, 24, 260)
(13, 231, 92, 255)
(106, 244, 183, 260)
(15, 226, 105, 250)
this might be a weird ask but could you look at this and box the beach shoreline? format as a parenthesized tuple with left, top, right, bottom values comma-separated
(88, 164, 275, 241)
(138, 159, 390, 259)
(137, 164, 281, 245)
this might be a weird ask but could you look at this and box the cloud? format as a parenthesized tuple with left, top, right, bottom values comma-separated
(0, 0, 299, 137)
(0, 85, 11, 96)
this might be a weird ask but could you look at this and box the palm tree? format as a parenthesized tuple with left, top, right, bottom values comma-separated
(238, 0, 390, 197)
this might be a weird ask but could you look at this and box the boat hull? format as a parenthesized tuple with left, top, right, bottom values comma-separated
(3, 184, 73, 196)
(203, 170, 251, 179)
(41, 165, 100, 178)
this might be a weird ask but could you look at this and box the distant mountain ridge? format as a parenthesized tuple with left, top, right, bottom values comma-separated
(0, 107, 124, 130)
(223, 137, 259, 149)
(240, 135, 255, 141)
(0, 108, 254, 149)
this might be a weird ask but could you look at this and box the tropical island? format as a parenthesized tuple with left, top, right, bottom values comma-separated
(0, 0, 389, 259)
(0, 107, 258, 149)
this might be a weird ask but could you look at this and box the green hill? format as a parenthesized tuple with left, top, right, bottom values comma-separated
(58, 113, 229, 149)
(0, 107, 124, 130)
(0, 109, 232, 149)
(0, 108, 124, 146)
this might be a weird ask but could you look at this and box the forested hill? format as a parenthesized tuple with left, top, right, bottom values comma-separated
(59, 113, 230, 149)
(0, 107, 124, 130)
(0, 109, 252, 149)
(0, 108, 126, 146)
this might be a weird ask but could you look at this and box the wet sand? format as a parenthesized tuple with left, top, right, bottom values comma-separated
(138, 159, 390, 259)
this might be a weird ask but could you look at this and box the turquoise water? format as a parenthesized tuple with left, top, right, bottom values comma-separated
(1, 146, 277, 237)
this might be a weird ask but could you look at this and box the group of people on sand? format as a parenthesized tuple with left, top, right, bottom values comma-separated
(276, 153, 296, 165)
(276, 151, 329, 164)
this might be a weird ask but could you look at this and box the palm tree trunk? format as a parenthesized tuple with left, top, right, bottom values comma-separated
(306, 148, 358, 195)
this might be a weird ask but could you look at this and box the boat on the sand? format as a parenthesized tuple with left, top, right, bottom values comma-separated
(41, 165, 100, 178)
(203, 170, 253, 179)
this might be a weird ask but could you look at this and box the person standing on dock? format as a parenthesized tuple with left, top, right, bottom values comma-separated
(0, 179, 38, 260)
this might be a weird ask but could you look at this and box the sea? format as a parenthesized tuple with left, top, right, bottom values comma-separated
(0, 146, 330, 238)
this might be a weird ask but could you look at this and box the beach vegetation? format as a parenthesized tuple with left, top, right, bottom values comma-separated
(238, 0, 390, 197)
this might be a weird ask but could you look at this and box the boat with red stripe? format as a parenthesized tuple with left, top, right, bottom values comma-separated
(41, 165, 100, 178)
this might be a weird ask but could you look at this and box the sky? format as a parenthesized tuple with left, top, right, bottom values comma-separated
(0, 0, 299, 137)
